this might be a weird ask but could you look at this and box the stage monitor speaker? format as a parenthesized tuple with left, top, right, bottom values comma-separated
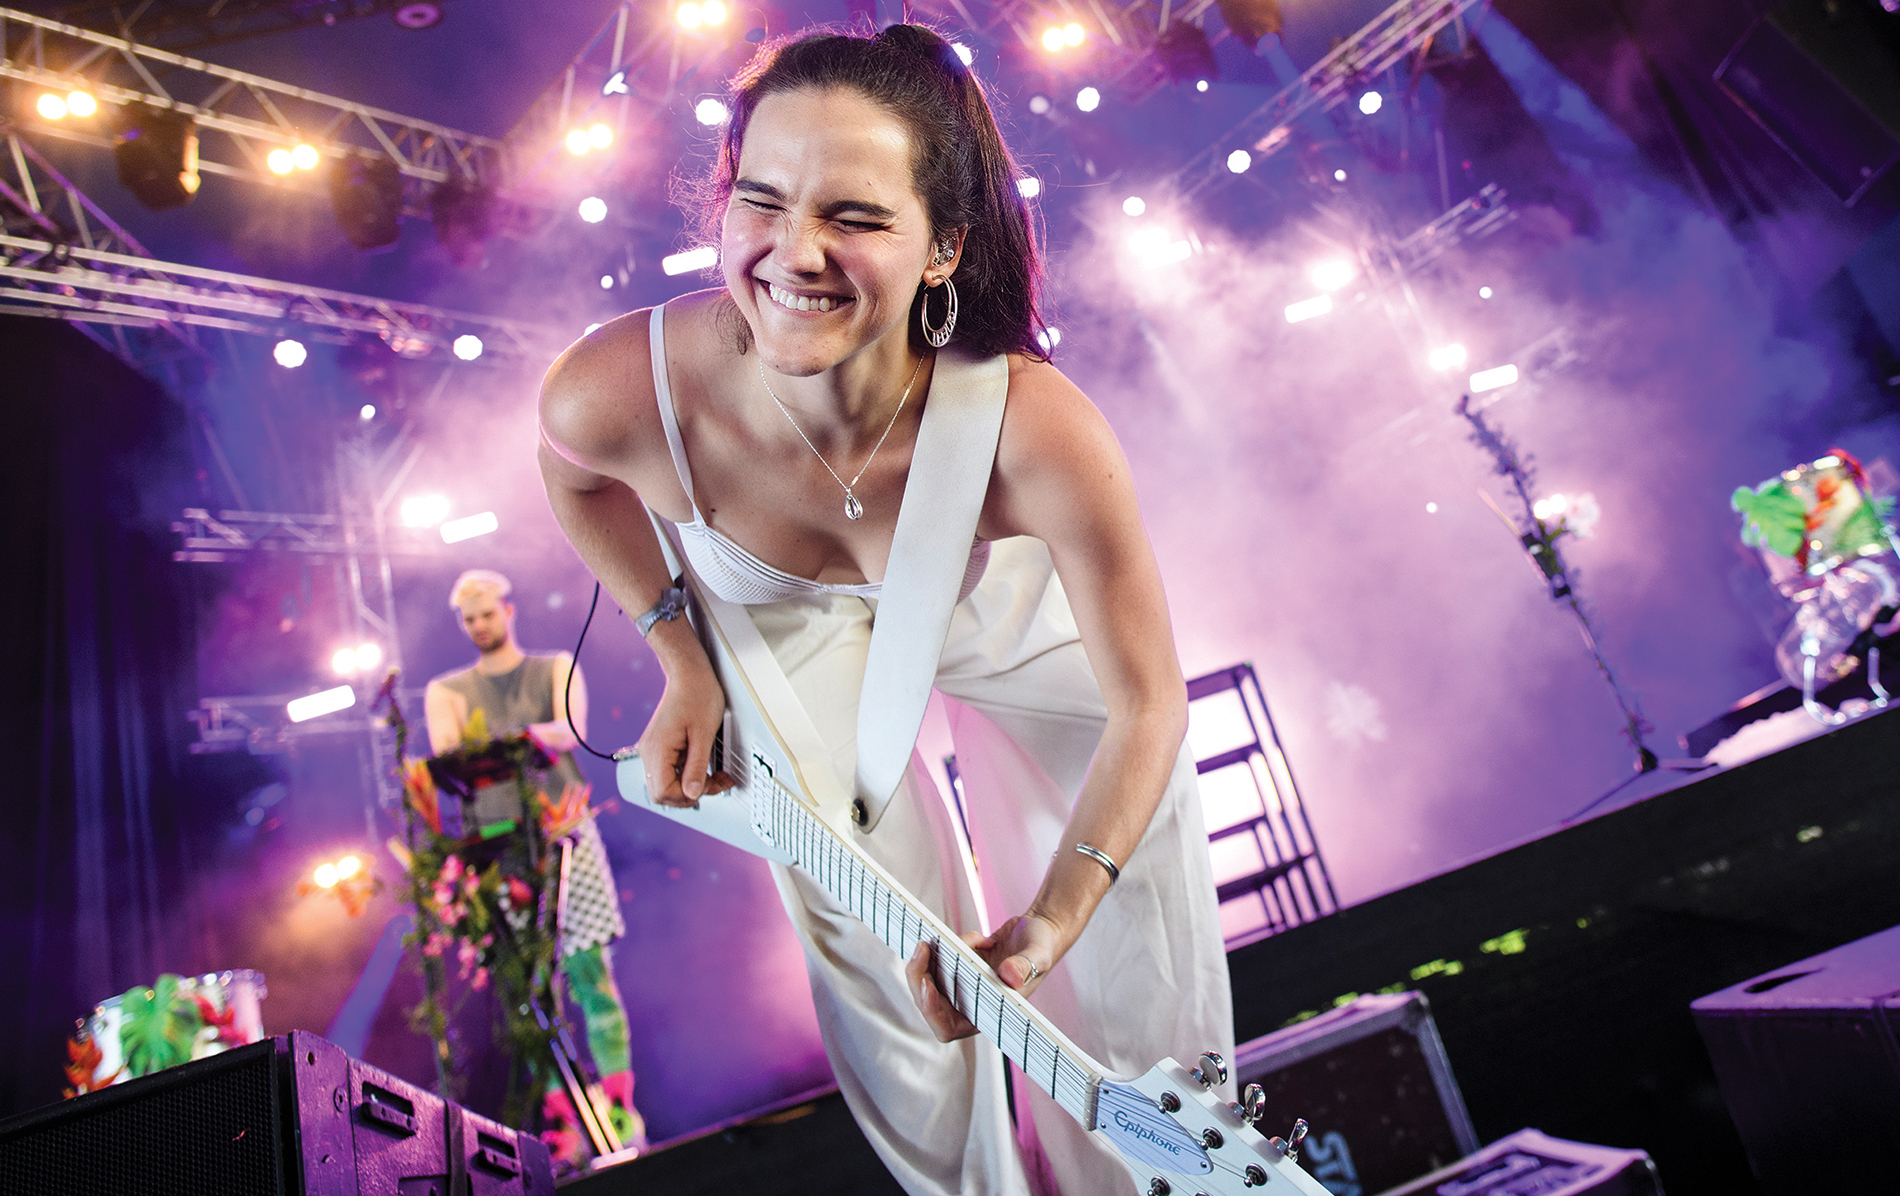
(1379, 1129, 1662, 1196)
(1234, 992, 1478, 1195)
(1691, 922, 1900, 1191)
(0, 1030, 552, 1196)
(1714, 0, 1900, 205)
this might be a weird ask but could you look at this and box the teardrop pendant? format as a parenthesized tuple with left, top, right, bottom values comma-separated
(844, 491, 864, 521)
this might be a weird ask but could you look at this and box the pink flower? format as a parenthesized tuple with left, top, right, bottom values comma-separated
(438, 901, 464, 928)
(441, 855, 464, 883)
(505, 876, 533, 908)
(431, 882, 454, 909)
(470, 966, 489, 991)
(421, 932, 450, 957)
(462, 872, 481, 897)
(478, 933, 494, 949)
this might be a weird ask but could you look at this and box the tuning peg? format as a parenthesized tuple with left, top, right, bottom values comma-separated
(1190, 1050, 1227, 1088)
(1268, 1118, 1310, 1163)
(1239, 1082, 1266, 1124)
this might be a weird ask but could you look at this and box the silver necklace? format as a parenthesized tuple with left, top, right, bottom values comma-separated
(757, 353, 924, 521)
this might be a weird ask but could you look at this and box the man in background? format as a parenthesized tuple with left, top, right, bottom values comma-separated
(426, 569, 645, 1158)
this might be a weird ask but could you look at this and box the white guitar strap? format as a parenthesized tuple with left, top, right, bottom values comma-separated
(646, 347, 1007, 834)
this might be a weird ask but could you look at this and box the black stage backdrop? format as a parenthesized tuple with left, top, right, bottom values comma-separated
(0, 316, 223, 1117)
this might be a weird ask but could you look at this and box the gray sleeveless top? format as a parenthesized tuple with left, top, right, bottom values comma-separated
(436, 655, 584, 822)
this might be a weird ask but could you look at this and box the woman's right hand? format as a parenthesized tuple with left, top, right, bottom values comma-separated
(635, 639, 736, 807)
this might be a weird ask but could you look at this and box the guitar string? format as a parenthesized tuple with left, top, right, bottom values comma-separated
(710, 752, 1098, 1115)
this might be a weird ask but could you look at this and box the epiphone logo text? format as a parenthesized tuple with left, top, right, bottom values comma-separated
(1111, 1110, 1187, 1155)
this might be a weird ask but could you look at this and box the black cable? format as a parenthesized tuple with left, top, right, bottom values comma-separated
(565, 581, 616, 761)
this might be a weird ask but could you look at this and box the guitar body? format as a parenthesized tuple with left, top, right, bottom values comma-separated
(616, 529, 1330, 1196)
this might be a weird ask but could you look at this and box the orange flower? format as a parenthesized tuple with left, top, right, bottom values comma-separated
(404, 760, 441, 834)
(537, 782, 592, 840)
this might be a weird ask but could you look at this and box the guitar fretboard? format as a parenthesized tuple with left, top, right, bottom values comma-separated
(751, 763, 1102, 1130)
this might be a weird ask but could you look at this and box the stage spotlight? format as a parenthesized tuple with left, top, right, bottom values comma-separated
(1426, 501, 1439, 513)
(1333, 168, 1348, 181)
(587, 123, 613, 150)
(1123, 196, 1145, 216)
(1428, 343, 1469, 371)
(1284, 294, 1333, 323)
(1127, 226, 1191, 268)
(676, 2, 703, 28)
(1532, 494, 1567, 521)
(1197, 80, 1209, 92)
(1154, 22, 1217, 85)
(452, 334, 483, 361)
(695, 97, 730, 126)
(440, 511, 499, 543)
(115, 103, 201, 210)
(67, 89, 98, 116)
(288, 685, 355, 723)
(1017, 176, 1041, 198)
(1479, 286, 1493, 299)
(354, 642, 383, 671)
(314, 863, 339, 888)
(400, 493, 451, 527)
(701, 0, 727, 24)
(1227, 149, 1252, 173)
(1469, 363, 1518, 393)
(1036, 327, 1062, 351)
(1215, 0, 1284, 45)
(1028, 95, 1051, 115)
(332, 646, 359, 675)
(1308, 259, 1354, 291)
(37, 92, 67, 119)
(268, 148, 295, 174)
(565, 129, 591, 155)
(330, 154, 402, 251)
(336, 855, 362, 879)
(578, 196, 608, 223)
(1358, 90, 1383, 115)
(274, 338, 308, 368)
(1064, 22, 1084, 45)
(1042, 27, 1065, 51)
(663, 245, 717, 275)
(603, 69, 629, 97)
(291, 143, 319, 170)
(600, 274, 614, 289)
(431, 178, 494, 267)
(952, 42, 974, 65)
(1076, 86, 1101, 112)
(359, 403, 376, 420)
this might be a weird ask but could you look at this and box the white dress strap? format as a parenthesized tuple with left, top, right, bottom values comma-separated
(648, 305, 699, 515)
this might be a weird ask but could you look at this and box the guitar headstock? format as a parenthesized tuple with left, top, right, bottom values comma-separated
(1096, 1055, 1331, 1196)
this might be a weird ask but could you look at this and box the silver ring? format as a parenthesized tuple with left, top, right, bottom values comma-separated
(1022, 957, 1041, 983)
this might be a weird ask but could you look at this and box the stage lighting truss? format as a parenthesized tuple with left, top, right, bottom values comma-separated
(1, 5, 502, 216)
(910, 0, 1227, 97)
(190, 686, 423, 753)
(1167, 0, 1488, 198)
(40, 0, 461, 54)
(1385, 181, 1515, 275)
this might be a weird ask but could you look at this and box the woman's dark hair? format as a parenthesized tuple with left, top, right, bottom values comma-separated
(705, 24, 1047, 360)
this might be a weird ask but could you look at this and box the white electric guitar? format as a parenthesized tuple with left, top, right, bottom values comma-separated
(614, 564, 1330, 1196)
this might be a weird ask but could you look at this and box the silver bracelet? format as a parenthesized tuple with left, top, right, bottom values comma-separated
(635, 585, 688, 637)
(1074, 842, 1120, 885)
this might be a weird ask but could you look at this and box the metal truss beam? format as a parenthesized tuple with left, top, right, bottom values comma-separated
(912, 0, 1225, 94)
(171, 507, 450, 561)
(1171, 0, 1487, 196)
(0, 4, 502, 215)
(48, 0, 452, 54)
(0, 229, 563, 362)
(1387, 180, 1513, 274)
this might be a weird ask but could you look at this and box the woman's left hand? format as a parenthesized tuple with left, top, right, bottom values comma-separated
(904, 912, 1065, 1043)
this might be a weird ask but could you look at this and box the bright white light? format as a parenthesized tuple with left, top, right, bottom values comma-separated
(332, 647, 358, 675)
(1532, 494, 1567, 521)
(565, 129, 591, 155)
(291, 143, 319, 170)
(1425, 501, 1438, 513)
(267, 148, 295, 174)
(1122, 196, 1146, 216)
(336, 855, 361, 879)
(1428, 343, 1468, 371)
(602, 69, 629, 97)
(67, 90, 98, 117)
(952, 42, 974, 65)
(663, 245, 718, 275)
(1308, 259, 1354, 292)
(1064, 22, 1084, 45)
(584, 322, 604, 335)
(1284, 294, 1334, 324)
(273, 339, 307, 368)
(587, 123, 613, 150)
(1196, 79, 1209, 92)
(359, 404, 376, 421)
(1469, 363, 1519, 393)
(701, 0, 727, 23)
(314, 863, 339, 888)
(354, 642, 382, 671)
(37, 93, 67, 120)
(1358, 90, 1383, 115)
(1226, 149, 1252, 174)
(1127, 227, 1191, 268)
(1479, 286, 1494, 299)
(287, 685, 355, 723)
(452, 334, 483, 361)
(1017, 176, 1041, 199)
(1076, 86, 1101, 113)
(399, 493, 451, 528)
(1333, 168, 1348, 182)
(578, 196, 608, 223)
(695, 97, 730, 126)
(676, 2, 703, 28)
(1036, 327, 1062, 351)
(1028, 95, 1051, 115)
(440, 511, 499, 543)
(601, 274, 614, 289)
(1042, 27, 1066, 51)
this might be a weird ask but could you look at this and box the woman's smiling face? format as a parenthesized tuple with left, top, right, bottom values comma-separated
(721, 86, 939, 378)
